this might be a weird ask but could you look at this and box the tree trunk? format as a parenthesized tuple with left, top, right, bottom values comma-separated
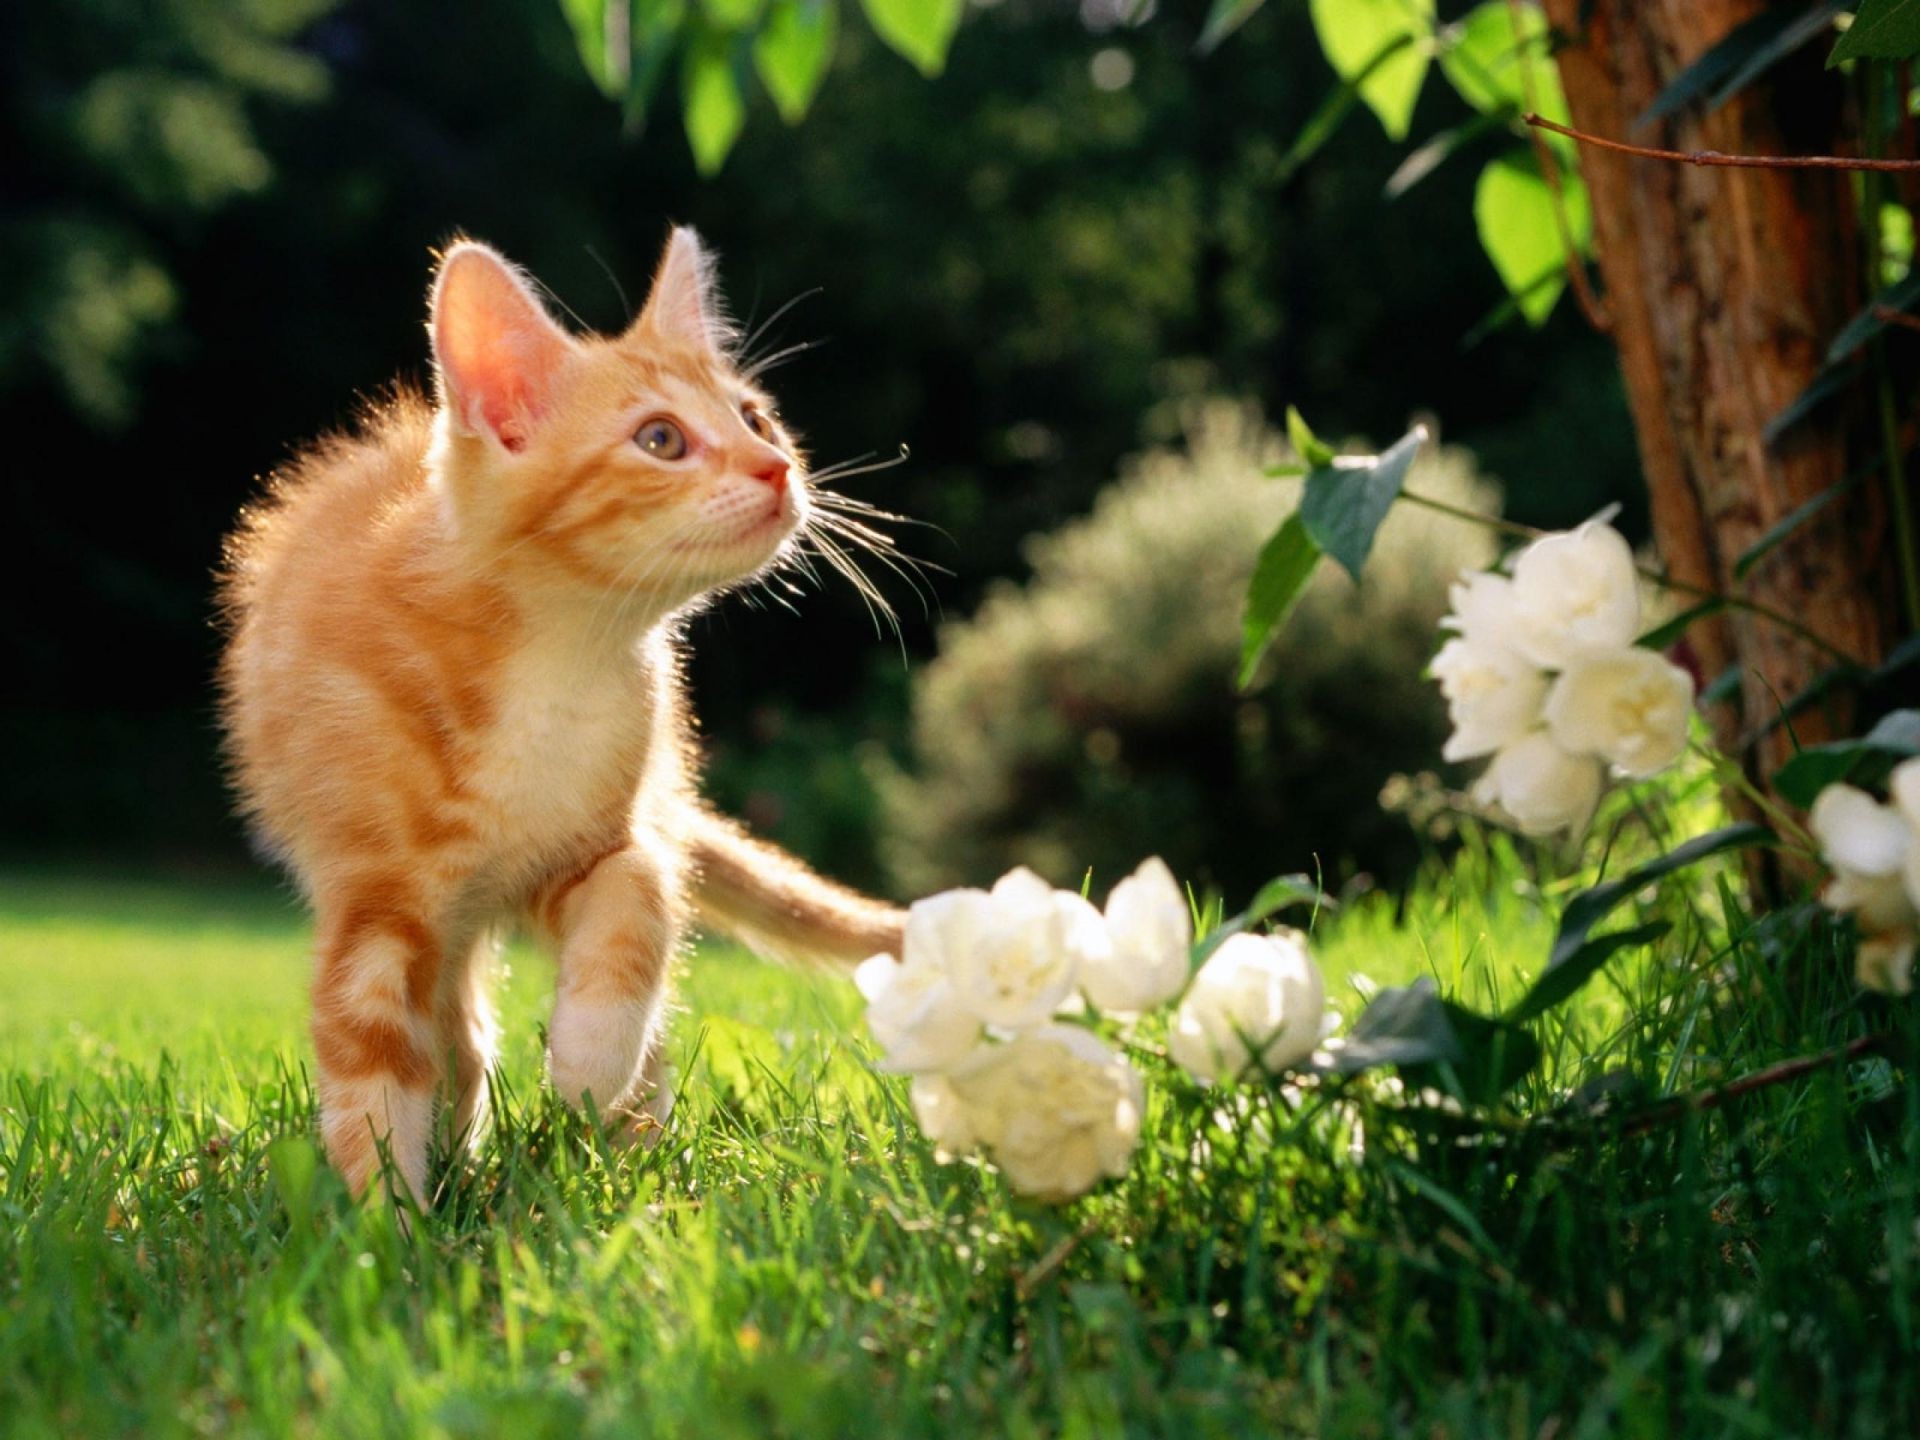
(1540, 0, 1899, 803)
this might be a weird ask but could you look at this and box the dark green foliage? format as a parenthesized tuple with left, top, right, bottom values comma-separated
(877, 408, 1501, 899)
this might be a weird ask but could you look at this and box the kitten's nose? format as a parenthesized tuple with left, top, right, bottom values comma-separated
(748, 458, 789, 492)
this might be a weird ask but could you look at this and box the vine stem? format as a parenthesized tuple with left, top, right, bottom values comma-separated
(1504, 0, 1610, 331)
(1524, 113, 1920, 172)
(1395, 488, 1867, 665)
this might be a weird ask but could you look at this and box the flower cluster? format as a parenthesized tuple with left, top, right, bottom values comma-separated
(1809, 764, 1920, 996)
(1431, 520, 1696, 838)
(857, 860, 1327, 1201)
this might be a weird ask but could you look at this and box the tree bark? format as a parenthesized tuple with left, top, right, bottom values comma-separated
(1540, 0, 1898, 797)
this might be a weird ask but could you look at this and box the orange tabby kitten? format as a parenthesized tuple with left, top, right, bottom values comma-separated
(218, 228, 904, 1204)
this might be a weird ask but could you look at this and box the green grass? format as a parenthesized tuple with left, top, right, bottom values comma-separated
(2, 827, 1917, 1438)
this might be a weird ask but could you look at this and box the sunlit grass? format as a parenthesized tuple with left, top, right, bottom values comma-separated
(1, 831, 1915, 1437)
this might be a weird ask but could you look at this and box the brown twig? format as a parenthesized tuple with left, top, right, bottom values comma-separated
(1525, 113, 1920, 172)
(1874, 304, 1920, 335)
(1506, 0, 1611, 332)
(1614, 1032, 1892, 1138)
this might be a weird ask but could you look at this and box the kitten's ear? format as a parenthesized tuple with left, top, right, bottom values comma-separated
(635, 226, 731, 352)
(430, 241, 577, 451)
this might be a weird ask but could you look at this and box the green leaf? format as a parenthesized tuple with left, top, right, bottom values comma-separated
(1298, 425, 1427, 581)
(1506, 920, 1669, 1022)
(1438, 2, 1569, 129)
(1640, 1, 1846, 127)
(1763, 360, 1853, 445)
(1734, 472, 1863, 579)
(1285, 405, 1336, 468)
(1192, 873, 1330, 965)
(1829, 0, 1920, 66)
(267, 1136, 321, 1235)
(1238, 514, 1322, 690)
(1473, 150, 1590, 326)
(625, 0, 691, 131)
(1328, 977, 1540, 1103)
(682, 33, 746, 174)
(703, 0, 766, 28)
(1197, 0, 1268, 55)
(1278, 36, 1415, 182)
(1774, 709, 1920, 807)
(562, 0, 624, 96)
(858, 0, 963, 77)
(1532, 824, 1775, 1000)
(754, 0, 837, 123)
(1702, 664, 1743, 705)
(1635, 596, 1725, 651)
(1308, 0, 1436, 141)
(1384, 111, 1511, 199)
(1827, 270, 1920, 364)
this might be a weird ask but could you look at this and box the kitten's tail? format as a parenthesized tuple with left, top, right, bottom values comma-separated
(686, 808, 905, 968)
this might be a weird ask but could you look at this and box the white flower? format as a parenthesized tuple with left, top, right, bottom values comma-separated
(1079, 857, 1193, 1013)
(854, 934, 980, 1075)
(1507, 521, 1641, 669)
(1444, 570, 1524, 651)
(1431, 636, 1549, 762)
(1858, 934, 1916, 997)
(943, 1026, 1144, 1202)
(1168, 930, 1326, 1083)
(936, 868, 1104, 1029)
(1477, 731, 1603, 838)
(908, 1073, 982, 1155)
(1809, 782, 1918, 934)
(1543, 646, 1695, 778)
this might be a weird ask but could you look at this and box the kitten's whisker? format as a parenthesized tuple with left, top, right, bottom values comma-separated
(741, 338, 828, 382)
(737, 287, 824, 368)
(806, 448, 911, 486)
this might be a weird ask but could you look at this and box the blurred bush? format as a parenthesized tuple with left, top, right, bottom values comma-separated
(876, 402, 1501, 902)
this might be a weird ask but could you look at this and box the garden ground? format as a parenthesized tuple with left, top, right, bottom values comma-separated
(1, 839, 1915, 1438)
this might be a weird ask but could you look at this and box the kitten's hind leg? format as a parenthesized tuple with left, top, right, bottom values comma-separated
(309, 899, 443, 1206)
(534, 840, 685, 1131)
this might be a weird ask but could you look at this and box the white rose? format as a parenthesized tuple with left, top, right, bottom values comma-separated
(1443, 570, 1524, 651)
(1478, 730, 1603, 838)
(1079, 857, 1192, 1014)
(1507, 521, 1641, 669)
(942, 867, 1103, 1030)
(854, 930, 981, 1075)
(909, 1073, 982, 1155)
(1858, 933, 1917, 997)
(1542, 646, 1695, 778)
(944, 1026, 1144, 1202)
(1168, 930, 1325, 1084)
(1431, 636, 1550, 762)
(1889, 759, 1920, 910)
(1809, 782, 1919, 933)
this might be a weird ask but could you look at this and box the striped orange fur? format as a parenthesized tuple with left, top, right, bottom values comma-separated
(217, 229, 904, 1204)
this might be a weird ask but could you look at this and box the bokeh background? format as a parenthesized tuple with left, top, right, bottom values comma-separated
(1, 0, 1644, 901)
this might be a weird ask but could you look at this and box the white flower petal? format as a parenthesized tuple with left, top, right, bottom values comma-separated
(1485, 731, 1603, 839)
(1167, 930, 1325, 1084)
(1542, 645, 1694, 778)
(1507, 521, 1641, 670)
(1810, 784, 1910, 879)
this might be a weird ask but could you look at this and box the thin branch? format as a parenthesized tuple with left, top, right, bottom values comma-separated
(1505, 0, 1611, 332)
(1873, 304, 1920, 335)
(1614, 1032, 1891, 1138)
(1525, 113, 1920, 172)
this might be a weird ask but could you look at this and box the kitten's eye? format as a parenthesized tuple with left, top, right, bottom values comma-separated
(741, 404, 775, 442)
(635, 417, 688, 460)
